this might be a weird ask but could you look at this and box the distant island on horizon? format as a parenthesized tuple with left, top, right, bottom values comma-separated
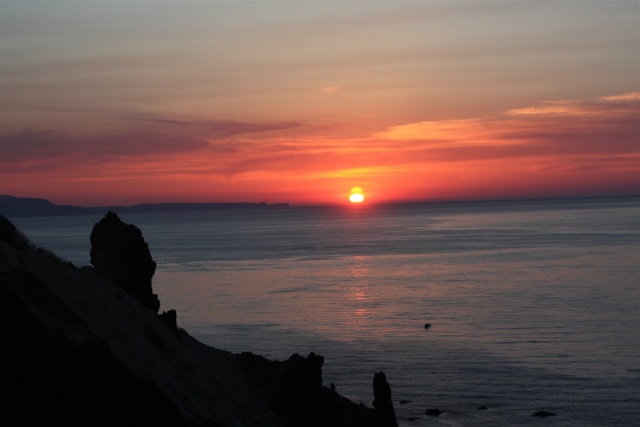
(0, 194, 290, 218)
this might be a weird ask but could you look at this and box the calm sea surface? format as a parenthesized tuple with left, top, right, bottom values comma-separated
(10, 197, 640, 426)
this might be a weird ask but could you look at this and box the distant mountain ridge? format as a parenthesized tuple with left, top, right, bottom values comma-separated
(0, 195, 289, 218)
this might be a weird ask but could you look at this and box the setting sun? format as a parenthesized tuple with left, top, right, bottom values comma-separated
(349, 187, 365, 203)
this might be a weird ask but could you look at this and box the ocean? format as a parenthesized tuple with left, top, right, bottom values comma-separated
(9, 197, 640, 426)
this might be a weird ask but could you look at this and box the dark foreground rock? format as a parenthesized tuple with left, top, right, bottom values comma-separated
(236, 351, 384, 426)
(373, 372, 398, 427)
(0, 215, 395, 426)
(90, 211, 160, 312)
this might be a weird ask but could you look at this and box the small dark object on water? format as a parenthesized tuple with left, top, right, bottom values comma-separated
(425, 408, 442, 416)
(477, 406, 488, 410)
(407, 417, 419, 421)
(532, 411, 557, 417)
(399, 399, 411, 405)
(424, 323, 431, 329)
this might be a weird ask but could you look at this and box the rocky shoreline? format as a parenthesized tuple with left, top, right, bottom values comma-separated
(0, 213, 397, 426)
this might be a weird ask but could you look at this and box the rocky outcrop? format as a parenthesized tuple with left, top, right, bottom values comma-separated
(160, 309, 178, 329)
(237, 350, 398, 426)
(373, 371, 398, 427)
(0, 215, 397, 426)
(236, 351, 380, 426)
(90, 211, 159, 312)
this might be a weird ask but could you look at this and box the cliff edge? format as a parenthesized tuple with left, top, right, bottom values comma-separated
(0, 214, 396, 426)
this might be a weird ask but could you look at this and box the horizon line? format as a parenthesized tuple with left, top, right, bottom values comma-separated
(3, 193, 638, 210)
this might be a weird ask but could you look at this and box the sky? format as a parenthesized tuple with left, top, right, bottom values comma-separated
(1, 0, 638, 206)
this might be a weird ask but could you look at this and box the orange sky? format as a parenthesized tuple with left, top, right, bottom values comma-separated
(1, 1, 638, 206)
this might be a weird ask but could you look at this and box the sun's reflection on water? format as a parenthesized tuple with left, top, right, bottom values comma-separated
(342, 256, 377, 339)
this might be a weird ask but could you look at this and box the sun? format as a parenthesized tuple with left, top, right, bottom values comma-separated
(349, 187, 365, 203)
(350, 193, 364, 203)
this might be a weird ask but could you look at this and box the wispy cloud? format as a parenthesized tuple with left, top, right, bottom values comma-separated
(0, 116, 303, 171)
(374, 93, 639, 157)
(505, 101, 589, 117)
(321, 86, 340, 94)
(372, 119, 500, 145)
(599, 92, 640, 102)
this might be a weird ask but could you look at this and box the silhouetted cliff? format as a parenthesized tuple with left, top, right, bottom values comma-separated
(0, 215, 395, 426)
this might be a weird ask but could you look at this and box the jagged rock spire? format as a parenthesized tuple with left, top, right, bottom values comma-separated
(373, 371, 398, 427)
(90, 211, 159, 312)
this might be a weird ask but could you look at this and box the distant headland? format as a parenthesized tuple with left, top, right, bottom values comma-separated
(0, 195, 289, 218)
